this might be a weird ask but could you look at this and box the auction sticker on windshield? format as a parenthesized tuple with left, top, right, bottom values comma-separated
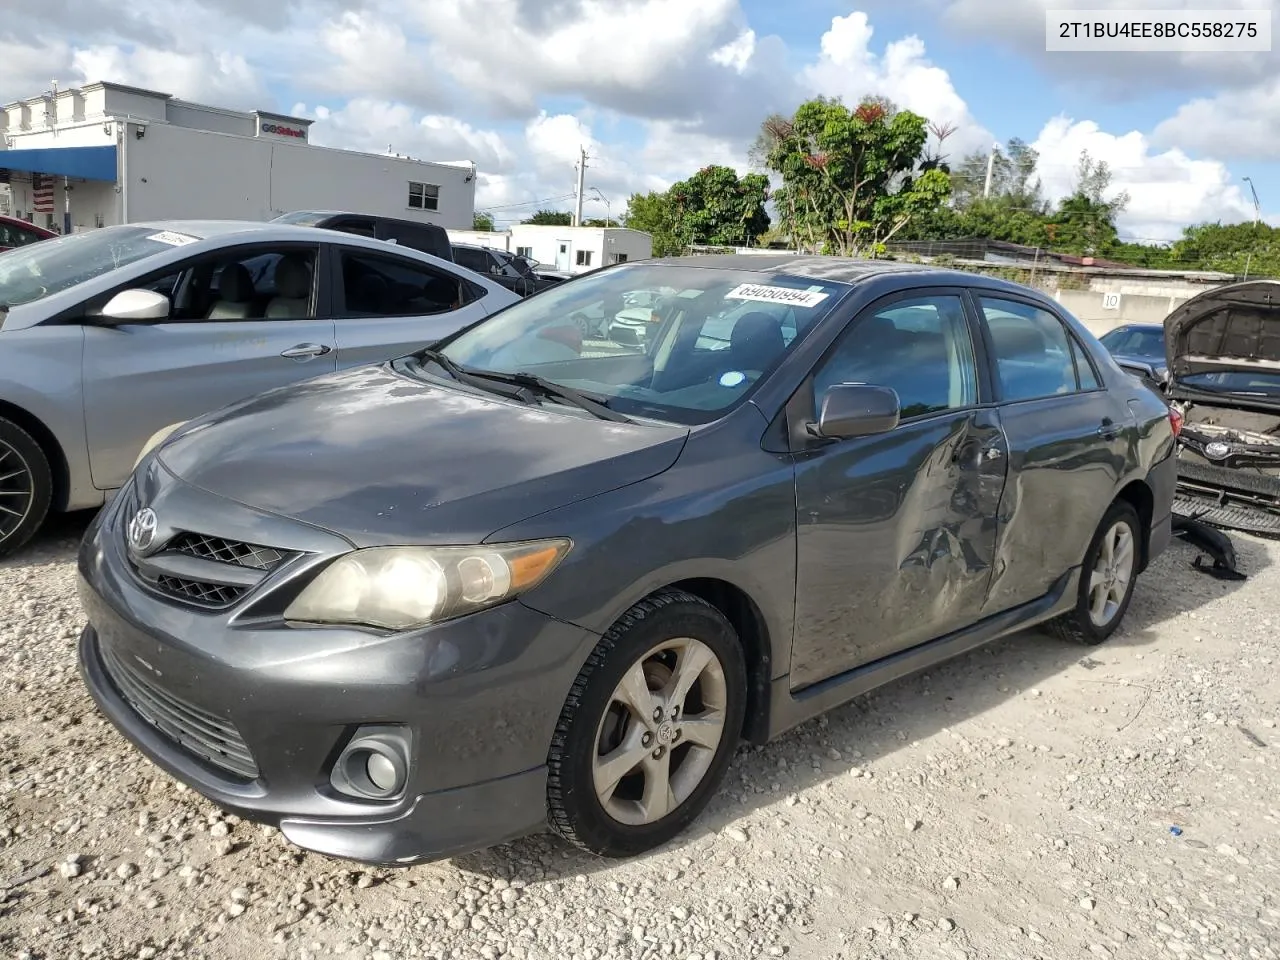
(146, 231, 199, 246)
(725, 283, 829, 308)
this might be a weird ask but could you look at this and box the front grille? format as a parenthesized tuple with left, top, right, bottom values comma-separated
(155, 575, 248, 607)
(169, 533, 290, 572)
(100, 642, 259, 780)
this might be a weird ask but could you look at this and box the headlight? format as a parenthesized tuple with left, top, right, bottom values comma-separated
(283, 539, 572, 630)
(133, 421, 188, 468)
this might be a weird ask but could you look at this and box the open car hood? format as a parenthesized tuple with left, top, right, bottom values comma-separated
(1165, 280, 1280, 378)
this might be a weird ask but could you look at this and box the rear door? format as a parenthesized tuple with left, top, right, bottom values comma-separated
(80, 241, 337, 490)
(973, 293, 1131, 613)
(329, 243, 492, 367)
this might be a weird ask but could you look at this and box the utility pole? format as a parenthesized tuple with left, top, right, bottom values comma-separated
(982, 142, 998, 199)
(573, 146, 588, 227)
(1243, 176, 1262, 280)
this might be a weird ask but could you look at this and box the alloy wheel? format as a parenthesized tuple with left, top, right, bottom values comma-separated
(591, 637, 728, 826)
(1087, 520, 1135, 627)
(0, 441, 34, 543)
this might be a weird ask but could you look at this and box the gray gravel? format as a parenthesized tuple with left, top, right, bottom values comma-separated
(2, 514, 1278, 960)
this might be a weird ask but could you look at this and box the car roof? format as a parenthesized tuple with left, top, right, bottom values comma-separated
(0, 213, 55, 235)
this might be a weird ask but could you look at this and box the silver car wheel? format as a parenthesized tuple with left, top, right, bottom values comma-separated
(591, 637, 728, 826)
(1087, 520, 1135, 627)
(0, 440, 35, 542)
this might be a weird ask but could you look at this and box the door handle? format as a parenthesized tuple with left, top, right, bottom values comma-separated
(280, 342, 332, 360)
(1097, 417, 1120, 440)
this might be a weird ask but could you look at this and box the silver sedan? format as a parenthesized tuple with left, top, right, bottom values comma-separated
(0, 220, 520, 556)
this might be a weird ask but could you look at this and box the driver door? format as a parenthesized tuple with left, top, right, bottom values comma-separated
(788, 290, 1009, 689)
(80, 242, 337, 490)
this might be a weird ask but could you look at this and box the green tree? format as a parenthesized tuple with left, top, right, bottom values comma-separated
(1044, 151, 1129, 254)
(666, 164, 771, 248)
(472, 211, 495, 231)
(755, 96, 951, 256)
(950, 138, 1046, 213)
(522, 209, 573, 226)
(622, 190, 683, 256)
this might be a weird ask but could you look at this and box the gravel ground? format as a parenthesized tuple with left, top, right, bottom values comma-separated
(1, 514, 1278, 960)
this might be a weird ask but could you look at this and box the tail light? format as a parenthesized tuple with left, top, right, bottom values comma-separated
(1168, 406, 1183, 438)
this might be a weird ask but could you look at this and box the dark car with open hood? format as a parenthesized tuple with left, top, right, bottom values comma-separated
(77, 255, 1177, 866)
(1163, 280, 1280, 536)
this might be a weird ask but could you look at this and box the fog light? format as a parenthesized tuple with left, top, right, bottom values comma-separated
(330, 725, 411, 801)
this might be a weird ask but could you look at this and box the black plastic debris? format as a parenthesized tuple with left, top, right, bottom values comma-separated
(1172, 515, 1247, 581)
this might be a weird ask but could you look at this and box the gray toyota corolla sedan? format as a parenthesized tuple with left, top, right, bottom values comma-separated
(77, 256, 1177, 866)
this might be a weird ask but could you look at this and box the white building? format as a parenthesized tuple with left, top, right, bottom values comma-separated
(0, 81, 476, 233)
(446, 224, 653, 273)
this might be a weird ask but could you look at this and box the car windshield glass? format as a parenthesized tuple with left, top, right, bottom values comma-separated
(1100, 327, 1164, 356)
(271, 211, 331, 226)
(1180, 370, 1280, 396)
(0, 226, 196, 307)
(432, 264, 846, 424)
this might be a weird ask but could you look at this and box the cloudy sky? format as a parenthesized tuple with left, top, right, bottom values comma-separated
(3, 0, 1277, 241)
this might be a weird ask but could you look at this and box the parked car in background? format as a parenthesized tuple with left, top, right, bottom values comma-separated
(272, 210, 454, 262)
(1099, 322, 1168, 386)
(0, 214, 56, 253)
(0, 220, 518, 556)
(1163, 280, 1280, 536)
(451, 243, 561, 297)
(78, 255, 1175, 868)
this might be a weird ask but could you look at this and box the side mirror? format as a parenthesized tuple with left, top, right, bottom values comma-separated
(101, 288, 170, 322)
(810, 383, 900, 439)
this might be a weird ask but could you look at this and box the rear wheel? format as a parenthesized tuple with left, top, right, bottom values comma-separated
(546, 590, 746, 858)
(0, 418, 52, 559)
(1044, 500, 1141, 645)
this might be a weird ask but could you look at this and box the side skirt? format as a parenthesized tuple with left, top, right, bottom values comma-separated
(758, 568, 1079, 744)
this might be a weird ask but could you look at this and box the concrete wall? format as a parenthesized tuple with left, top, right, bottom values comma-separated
(124, 124, 475, 228)
(508, 225, 653, 274)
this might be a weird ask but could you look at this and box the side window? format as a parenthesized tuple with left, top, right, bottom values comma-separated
(453, 247, 490, 273)
(979, 297, 1084, 401)
(338, 250, 464, 318)
(576, 250, 593, 267)
(1070, 337, 1100, 390)
(0, 223, 18, 246)
(812, 295, 979, 420)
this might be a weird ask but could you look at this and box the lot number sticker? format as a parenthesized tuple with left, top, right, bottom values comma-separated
(725, 283, 829, 308)
(1102, 292, 1121, 310)
(146, 231, 199, 247)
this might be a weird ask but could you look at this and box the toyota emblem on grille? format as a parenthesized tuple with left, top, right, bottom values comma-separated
(127, 508, 158, 552)
(1204, 441, 1231, 460)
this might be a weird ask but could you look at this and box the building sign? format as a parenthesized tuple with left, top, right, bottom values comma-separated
(260, 121, 306, 140)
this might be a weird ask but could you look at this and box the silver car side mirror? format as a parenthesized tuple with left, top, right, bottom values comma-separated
(101, 289, 171, 322)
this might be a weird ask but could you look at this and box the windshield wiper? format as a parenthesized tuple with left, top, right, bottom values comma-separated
(470, 370, 635, 423)
(416, 349, 534, 402)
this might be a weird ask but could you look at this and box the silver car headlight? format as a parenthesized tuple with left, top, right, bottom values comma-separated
(283, 539, 572, 630)
(133, 421, 189, 468)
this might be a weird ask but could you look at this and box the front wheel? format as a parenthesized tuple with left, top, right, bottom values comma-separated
(1043, 500, 1141, 645)
(0, 417, 52, 559)
(546, 590, 747, 858)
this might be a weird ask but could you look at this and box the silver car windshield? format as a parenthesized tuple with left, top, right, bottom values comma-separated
(438, 263, 846, 424)
(0, 226, 196, 307)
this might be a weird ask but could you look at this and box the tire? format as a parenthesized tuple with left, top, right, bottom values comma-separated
(0, 417, 52, 560)
(546, 589, 747, 858)
(1043, 500, 1141, 646)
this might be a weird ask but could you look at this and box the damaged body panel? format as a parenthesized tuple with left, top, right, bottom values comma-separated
(1164, 280, 1280, 536)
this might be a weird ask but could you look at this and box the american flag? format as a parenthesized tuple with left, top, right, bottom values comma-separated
(32, 173, 55, 213)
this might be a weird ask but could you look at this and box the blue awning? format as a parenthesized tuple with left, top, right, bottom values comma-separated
(0, 145, 117, 182)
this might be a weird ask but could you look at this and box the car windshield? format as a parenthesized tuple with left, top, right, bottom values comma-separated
(1180, 370, 1280, 397)
(0, 226, 197, 308)
(1100, 327, 1164, 357)
(433, 263, 846, 424)
(271, 211, 332, 226)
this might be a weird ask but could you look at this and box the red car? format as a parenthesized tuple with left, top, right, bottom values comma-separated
(0, 214, 56, 253)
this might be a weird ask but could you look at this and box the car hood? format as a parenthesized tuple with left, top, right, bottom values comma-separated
(1165, 280, 1280, 379)
(156, 363, 689, 546)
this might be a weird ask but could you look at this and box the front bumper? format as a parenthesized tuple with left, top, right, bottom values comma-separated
(75, 465, 597, 865)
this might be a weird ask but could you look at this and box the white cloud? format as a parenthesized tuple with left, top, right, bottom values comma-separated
(309, 13, 449, 108)
(1029, 116, 1257, 241)
(802, 12, 993, 159)
(1152, 78, 1280, 162)
(711, 29, 756, 72)
(69, 46, 265, 107)
(301, 99, 517, 173)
